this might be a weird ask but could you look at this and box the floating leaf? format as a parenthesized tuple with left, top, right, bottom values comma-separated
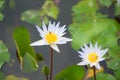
(0, 0, 5, 21)
(98, 0, 114, 7)
(23, 53, 38, 73)
(42, 1, 59, 19)
(114, 68, 120, 80)
(107, 58, 120, 80)
(21, 10, 44, 26)
(54, 65, 85, 80)
(115, 3, 120, 16)
(21, 0, 59, 26)
(9, 0, 16, 9)
(72, 0, 98, 23)
(0, 0, 5, 8)
(95, 72, 116, 80)
(0, 59, 4, 68)
(13, 26, 39, 73)
(69, 18, 120, 58)
(0, 72, 5, 80)
(5, 75, 29, 80)
(0, 41, 10, 68)
(0, 13, 4, 21)
(107, 58, 120, 70)
(42, 65, 49, 76)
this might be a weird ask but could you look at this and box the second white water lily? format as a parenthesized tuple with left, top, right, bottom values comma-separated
(77, 42, 108, 70)
(30, 21, 72, 52)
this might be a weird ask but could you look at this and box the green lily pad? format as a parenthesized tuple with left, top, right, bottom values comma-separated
(55, 65, 85, 80)
(13, 26, 40, 73)
(5, 75, 29, 80)
(0, 41, 10, 68)
(95, 73, 116, 80)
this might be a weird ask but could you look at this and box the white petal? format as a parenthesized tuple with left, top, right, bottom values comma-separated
(90, 63, 94, 67)
(81, 47, 88, 54)
(60, 37, 72, 42)
(77, 61, 88, 65)
(42, 22, 47, 32)
(58, 25, 66, 35)
(77, 51, 84, 55)
(77, 51, 86, 58)
(81, 47, 85, 52)
(55, 41, 67, 44)
(98, 46, 101, 50)
(90, 42, 93, 50)
(84, 44, 89, 50)
(58, 32, 66, 37)
(50, 44, 60, 53)
(101, 48, 108, 57)
(30, 39, 46, 46)
(99, 58, 105, 61)
(78, 54, 86, 59)
(56, 37, 72, 44)
(55, 22, 60, 28)
(83, 44, 90, 54)
(94, 42, 98, 50)
(95, 63, 101, 70)
(48, 21, 53, 32)
(52, 22, 59, 32)
(35, 25, 43, 34)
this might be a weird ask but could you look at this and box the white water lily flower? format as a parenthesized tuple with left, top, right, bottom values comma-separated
(30, 21, 72, 53)
(77, 42, 108, 70)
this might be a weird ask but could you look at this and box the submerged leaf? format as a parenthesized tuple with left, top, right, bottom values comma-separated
(23, 53, 38, 73)
(55, 65, 85, 80)
(21, 1, 59, 26)
(0, 0, 5, 8)
(0, 41, 10, 68)
(0, 72, 5, 80)
(5, 75, 29, 80)
(0, 13, 4, 21)
(9, 0, 16, 9)
(21, 10, 43, 26)
(13, 26, 39, 73)
(0, 0, 5, 21)
(42, 1, 59, 19)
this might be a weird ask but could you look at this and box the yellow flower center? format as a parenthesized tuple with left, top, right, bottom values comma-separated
(45, 32, 58, 44)
(88, 53, 98, 63)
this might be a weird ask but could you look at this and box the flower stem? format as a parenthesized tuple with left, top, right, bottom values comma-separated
(93, 66, 96, 80)
(46, 75, 48, 80)
(50, 47, 53, 80)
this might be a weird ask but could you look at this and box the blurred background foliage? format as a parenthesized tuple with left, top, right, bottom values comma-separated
(0, 0, 120, 80)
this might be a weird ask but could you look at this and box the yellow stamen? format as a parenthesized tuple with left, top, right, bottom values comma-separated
(87, 67, 104, 78)
(88, 53, 98, 63)
(45, 32, 58, 44)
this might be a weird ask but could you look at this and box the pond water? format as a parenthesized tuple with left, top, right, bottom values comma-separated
(0, 0, 80, 80)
